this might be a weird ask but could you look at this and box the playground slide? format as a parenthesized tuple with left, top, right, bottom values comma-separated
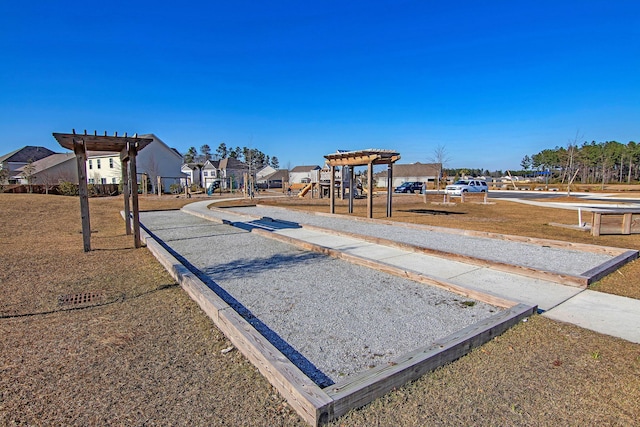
(298, 183, 313, 197)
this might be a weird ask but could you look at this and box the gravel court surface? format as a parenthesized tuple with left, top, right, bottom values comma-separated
(140, 210, 502, 386)
(224, 205, 614, 276)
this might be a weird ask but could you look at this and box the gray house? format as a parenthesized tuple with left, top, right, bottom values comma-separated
(0, 146, 56, 184)
(374, 162, 442, 188)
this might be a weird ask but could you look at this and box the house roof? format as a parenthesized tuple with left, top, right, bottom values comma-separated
(260, 169, 289, 182)
(203, 160, 220, 169)
(375, 162, 441, 178)
(0, 146, 56, 164)
(12, 153, 76, 178)
(219, 157, 247, 170)
(290, 165, 321, 172)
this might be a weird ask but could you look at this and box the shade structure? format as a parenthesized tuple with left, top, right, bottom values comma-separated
(53, 131, 153, 251)
(324, 149, 400, 218)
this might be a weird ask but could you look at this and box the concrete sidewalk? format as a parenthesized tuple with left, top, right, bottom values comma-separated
(177, 200, 640, 343)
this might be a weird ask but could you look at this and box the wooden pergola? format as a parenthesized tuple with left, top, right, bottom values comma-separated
(53, 131, 153, 252)
(324, 149, 400, 219)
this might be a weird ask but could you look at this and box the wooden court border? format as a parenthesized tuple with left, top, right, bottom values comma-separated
(138, 214, 536, 426)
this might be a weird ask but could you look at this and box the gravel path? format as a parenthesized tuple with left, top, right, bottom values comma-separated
(140, 210, 502, 386)
(223, 205, 614, 276)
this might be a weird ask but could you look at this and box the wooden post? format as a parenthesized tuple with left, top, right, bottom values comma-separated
(348, 166, 354, 214)
(121, 156, 131, 235)
(623, 212, 632, 234)
(128, 142, 142, 248)
(330, 165, 336, 214)
(73, 138, 91, 252)
(367, 162, 373, 219)
(157, 176, 162, 196)
(386, 163, 393, 217)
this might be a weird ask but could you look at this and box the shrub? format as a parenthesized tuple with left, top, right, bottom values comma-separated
(58, 181, 78, 196)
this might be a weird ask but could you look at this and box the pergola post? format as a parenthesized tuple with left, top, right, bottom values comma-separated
(348, 166, 354, 213)
(73, 138, 91, 252)
(128, 142, 142, 248)
(121, 155, 131, 235)
(387, 163, 394, 217)
(367, 162, 373, 219)
(330, 165, 336, 214)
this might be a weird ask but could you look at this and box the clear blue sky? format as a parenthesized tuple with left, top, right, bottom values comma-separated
(1, 1, 639, 171)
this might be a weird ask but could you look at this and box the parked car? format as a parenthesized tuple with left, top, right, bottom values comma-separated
(394, 181, 423, 193)
(444, 179, 488, 196)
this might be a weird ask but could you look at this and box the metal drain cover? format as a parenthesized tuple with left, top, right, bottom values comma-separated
(58, 291, 105, 306)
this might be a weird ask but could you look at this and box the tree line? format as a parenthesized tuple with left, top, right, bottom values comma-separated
(521, 140, 640, 185)
(183, 143, 279, 171)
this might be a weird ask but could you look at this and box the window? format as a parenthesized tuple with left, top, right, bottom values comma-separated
(203, 171, 208, 177)
(88, 160, 92, 170)
(101, 178, 107, 184)
(88, 178, 95, 184)
(112, 177, 117, 184)
(97, 159, 101, 169)
(109, 158, 114, 168)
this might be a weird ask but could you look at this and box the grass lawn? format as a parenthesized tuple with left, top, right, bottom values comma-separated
(1, 192, 639, 426)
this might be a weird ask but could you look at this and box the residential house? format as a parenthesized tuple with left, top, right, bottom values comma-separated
(0, 146, 56, 184)
(181, 163, 202, 188)
(289, 165, 321, 184)
(256, 165, 277, 181)
(202, 159, 221, 188)
(13, 153, 78, 187)
(85, 134, 183, 193)
(374, 162, 442, 188)
(256, 168, 288, 189)
(218, 157, 248, 189)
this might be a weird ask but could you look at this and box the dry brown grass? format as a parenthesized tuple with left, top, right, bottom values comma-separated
(1, 193, 639, 426)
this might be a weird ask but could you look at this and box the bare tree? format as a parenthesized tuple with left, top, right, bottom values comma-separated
(141, 154, 160, 194)
(21, 161, 37, 193)
(429, 144, 450, 192)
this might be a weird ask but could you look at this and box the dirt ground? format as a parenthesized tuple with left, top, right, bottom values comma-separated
(1, 192, 639, 426)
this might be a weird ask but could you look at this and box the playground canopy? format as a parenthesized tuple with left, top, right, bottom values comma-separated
(324, 149, 400, 218)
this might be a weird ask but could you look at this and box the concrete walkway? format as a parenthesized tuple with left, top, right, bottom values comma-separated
(171, 200, 640, 343)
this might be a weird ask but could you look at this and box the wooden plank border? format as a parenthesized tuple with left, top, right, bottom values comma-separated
(321, 303, 536, 420)
(251, 227, 516, 309)
(208, 204, 638, 286)
(254, 204, 631, 257)
(296, 223, 591, 288)
(137, 210, 536, 426)
(137, 224, 332, 426)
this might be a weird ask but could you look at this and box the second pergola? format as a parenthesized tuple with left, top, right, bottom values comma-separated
(324, 149, 400, 219)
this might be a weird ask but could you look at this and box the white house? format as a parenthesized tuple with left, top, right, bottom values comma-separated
(85, 134, 183, 193)
(202, 160, 221, 188)
(181, 163, 202, 188)
(289, 165, 321, 184)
